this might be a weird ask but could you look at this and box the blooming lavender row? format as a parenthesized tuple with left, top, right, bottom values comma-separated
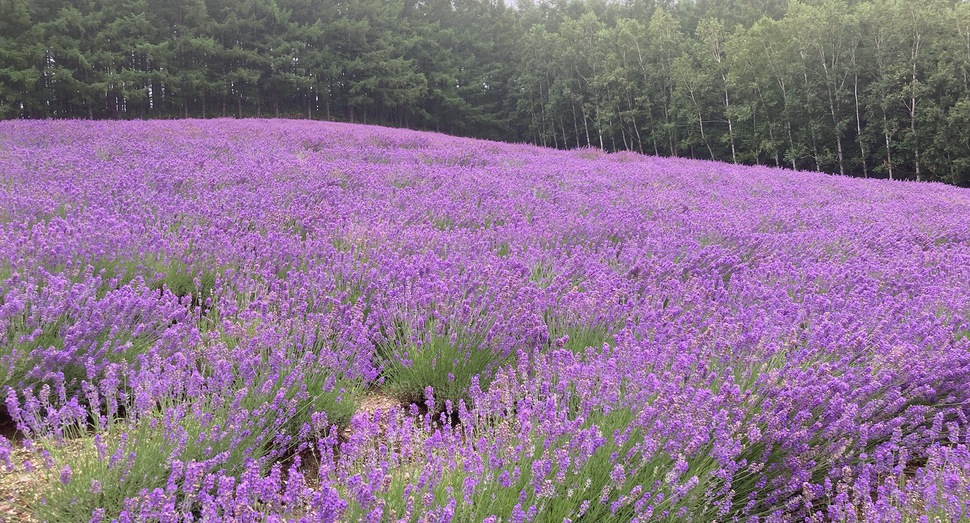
(0, 119, 968, 521)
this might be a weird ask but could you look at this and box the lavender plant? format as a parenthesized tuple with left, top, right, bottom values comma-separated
(0, 119, 968, 521)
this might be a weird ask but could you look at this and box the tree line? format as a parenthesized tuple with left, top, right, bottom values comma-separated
(2, 0, 969, 185)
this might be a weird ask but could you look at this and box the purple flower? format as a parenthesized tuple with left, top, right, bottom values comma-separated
(60, 464, 72, 485)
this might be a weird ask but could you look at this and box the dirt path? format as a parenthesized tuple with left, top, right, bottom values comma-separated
(0, 445, 39, 523)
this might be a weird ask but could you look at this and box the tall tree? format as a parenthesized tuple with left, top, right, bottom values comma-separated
(0, 0, 42, 118)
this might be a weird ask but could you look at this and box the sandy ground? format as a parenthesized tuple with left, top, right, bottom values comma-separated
(0, 445, 39, 523)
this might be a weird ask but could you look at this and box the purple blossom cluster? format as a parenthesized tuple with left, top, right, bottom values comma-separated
(1, 119, 969, 521)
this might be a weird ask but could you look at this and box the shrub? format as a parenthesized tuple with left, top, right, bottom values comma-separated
(377, 315, 511, 406)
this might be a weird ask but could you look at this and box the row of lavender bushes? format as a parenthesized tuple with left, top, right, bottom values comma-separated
(0, 119, 968, 521)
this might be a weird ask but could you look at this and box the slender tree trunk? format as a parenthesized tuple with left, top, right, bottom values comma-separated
(825, 90, 844, 175)
(688, 87, 714, 160)
(909, 11, 923, 181)
(771, 126, 780, 166)
(910, 54, 921, 181)
(963, 19, 970, 91)
(631, 113, 646, 155)
(615, 108, 628, 151)
(786, 117, 797, 170)
(911, 111, 921, 181)
(854, 72, 868, 177)
(721, 73, 737, 164)
(801, 68, 821, 171)
(809, 126, 822, 171)
(631, 95, 655, 155)
(155, 80, 162, 118)
(632, 42, 659, 155)
(755, 85, 779, 166)
(663, 96, 675, 155)
(884, 113, 894, 180)
(774, 69, 798, 169)
(819, 48, 846, 175)
(752, 101, 761, 165)
(571, 100, 581, 147)
(781, 85, 797, 168)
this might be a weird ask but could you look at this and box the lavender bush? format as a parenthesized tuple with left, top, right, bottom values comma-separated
(0, 119, 968, 522)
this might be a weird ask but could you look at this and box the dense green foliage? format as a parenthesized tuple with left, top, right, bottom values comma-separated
(2, 0, 969, 184)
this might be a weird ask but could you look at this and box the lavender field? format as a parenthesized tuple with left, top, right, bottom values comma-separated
(1, 119, 969, 522)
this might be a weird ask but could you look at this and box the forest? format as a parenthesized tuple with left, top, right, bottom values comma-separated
(2, 0, 969, 185)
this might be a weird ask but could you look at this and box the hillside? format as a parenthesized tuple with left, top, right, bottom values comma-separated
(1, 119, 968, 521)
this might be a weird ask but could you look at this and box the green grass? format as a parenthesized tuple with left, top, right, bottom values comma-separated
(0, 307, 68, 390)
(35, 414, 181, 522)
(282, 217, 309, 241)
(377, 315, 510, 406)
(955, 328, 970, 342)
(34, 386, 282, 522)
(0, 297, 162, 392)
(703, 342, 949, 520)
(341, 382, 719, 522)
(528, 261, 555, 288)
(420, 152, 485, 168)
(202, 310, 364, 433)
(432, 216, 455, 231)
(147, 262, 218, 310)
(0, 255, 222, 392)
(78, 255, 221, 307)
(548, 323, 615, 354)
(33, 336, 361, 522)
